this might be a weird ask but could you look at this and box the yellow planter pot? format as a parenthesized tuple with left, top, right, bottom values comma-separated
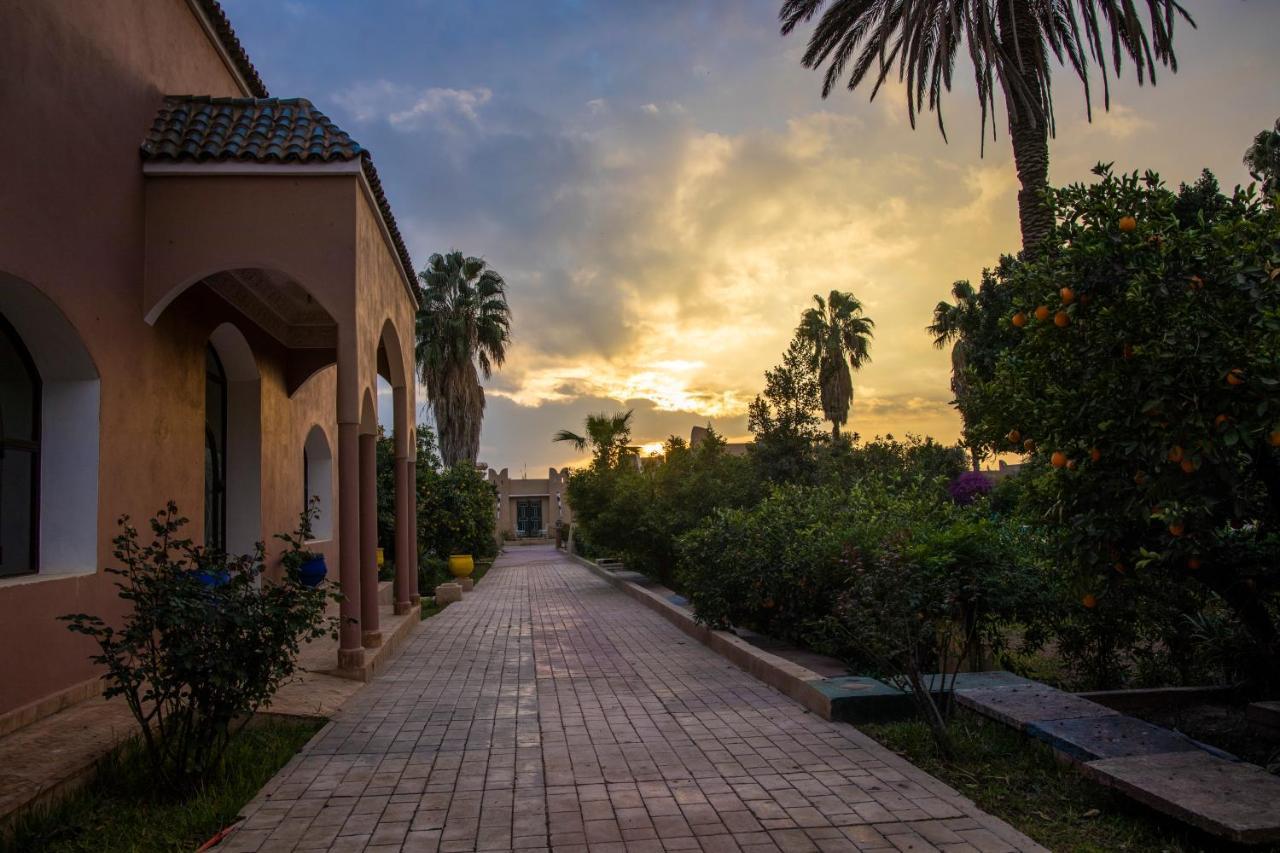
(448, 554, 475, 578)
(376, 547, 385, 568)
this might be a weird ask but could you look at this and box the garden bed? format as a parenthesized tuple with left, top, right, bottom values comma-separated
(0, 718, 323, 853)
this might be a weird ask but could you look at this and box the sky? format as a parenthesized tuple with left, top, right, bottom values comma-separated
(224, 0, 1280, 472)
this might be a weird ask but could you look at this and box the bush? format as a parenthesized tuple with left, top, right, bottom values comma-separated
(568, 429, 760, 586)
(948, 471, 993, 505)
(61, 504, 336, 789)
(678, 479, 1044, 663)
(417, 554, 450, 597)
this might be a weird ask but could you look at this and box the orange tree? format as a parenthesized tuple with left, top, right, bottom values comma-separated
(965, 165, 1280, 680)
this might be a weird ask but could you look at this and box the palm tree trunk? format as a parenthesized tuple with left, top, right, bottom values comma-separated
(999, 1, 1053, 254)
(831, 422, 840, 442)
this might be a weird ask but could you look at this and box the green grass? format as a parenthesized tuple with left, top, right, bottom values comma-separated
(862, 712, 1249, 853)
(1, 717, 323, 853)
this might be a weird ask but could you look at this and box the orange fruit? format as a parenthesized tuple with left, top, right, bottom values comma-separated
(1168, 522, 1185, 537)
(1035, 305, 1051, 322)
(1122, 343, 1134, 360)
(1023, 438, 1036, 452)
(1011, 312, 1027, 328)
(1114, 562, 1126, 574)
(1134, 470, 1147, 485)
(1214, 414, 1230, 428)
(1051, 451, 1068, 468)
(1090, 447, 1102, 463)
(1060, 287, 1075, 304)
(1268, 430, 1280, 447)
(1119, 215, 1137, 232)
(1186, 556, 1201, 570)
(1180, 458, 1197, 474)
(1054, 311, 1070, 328)
(1007, 429, 1022, 445)
(1226, 368, 1246, 386)
(1187, 275, 1204, 292)
(1167, 445, 1184, 463)
(1079, 293, 1093, 306)
(1082, 594, 1098, 609)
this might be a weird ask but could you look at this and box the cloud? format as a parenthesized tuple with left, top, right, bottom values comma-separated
(331, 81, 492, 131)
(1077, 103, 1153, 141)
(390, 87, 492, 129)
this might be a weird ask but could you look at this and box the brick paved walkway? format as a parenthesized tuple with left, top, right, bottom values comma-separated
(227, 545, 1041, 853)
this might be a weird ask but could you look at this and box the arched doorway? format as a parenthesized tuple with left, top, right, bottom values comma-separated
(205, 324, 260, 555)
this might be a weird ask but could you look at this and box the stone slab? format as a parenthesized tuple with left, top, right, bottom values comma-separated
(1082, 750, 1280, 845)
(812, 676, 912, 723)
(925, 671, 1038, 693)
(435, 582, 462, 604)
(956, 684, 1116, 730)
(1247, 700, 1280, 734)
(1027, 714, 1203, 762)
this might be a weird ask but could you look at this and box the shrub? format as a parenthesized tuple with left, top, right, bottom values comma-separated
(568, 429, 760, 586)
(948, 471, 993, 505)
(62, 504, 336, 789)
(417, 554, 450, 597)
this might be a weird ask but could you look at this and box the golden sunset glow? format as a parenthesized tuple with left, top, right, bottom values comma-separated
(303, 3, 1280, 470)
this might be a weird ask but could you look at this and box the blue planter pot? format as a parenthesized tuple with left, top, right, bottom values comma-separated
(298, 554, 327, 588)
(194, 568, 231, 588)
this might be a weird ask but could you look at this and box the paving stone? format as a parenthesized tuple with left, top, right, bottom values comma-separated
(222, 546, 1042, 853)
(1081, 750, 1280, 845)
(955, 685, 1115, 730)
(1026, 714, 1204, 762)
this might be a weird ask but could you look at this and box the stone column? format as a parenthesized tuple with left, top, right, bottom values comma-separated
(393, 385, 415, 615)
(336, 420, 363, 669)
(359, 431, 381, 648)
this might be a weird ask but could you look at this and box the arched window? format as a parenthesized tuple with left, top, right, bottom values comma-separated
(0, 314, 41, 577)
(303, 425, 333, 540)
(0, 274, 100, 581)
(205, 344, 227, 552)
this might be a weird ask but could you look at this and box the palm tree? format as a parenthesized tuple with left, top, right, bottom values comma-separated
(929, 281, 980, 470)
(796, 291, 874, 442)
(779, 0, 1192, 252)
(554, 411, 635, 468)
(415, 251, 511, 467)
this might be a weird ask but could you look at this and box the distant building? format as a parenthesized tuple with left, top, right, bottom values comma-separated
(689, 426, 751, 457)
(488, 468, 573, 540)
(982, 460, 1024, 482)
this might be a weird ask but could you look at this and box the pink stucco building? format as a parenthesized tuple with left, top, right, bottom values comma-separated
(0, 0, 419, 727)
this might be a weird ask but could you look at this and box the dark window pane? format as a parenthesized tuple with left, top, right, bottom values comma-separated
(0, 447, 37, 576)
(0, 320, 37, 441)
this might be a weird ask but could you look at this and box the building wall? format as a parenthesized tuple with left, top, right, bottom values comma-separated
(487, 468, 573, 539)
(0, 0, 348, 718)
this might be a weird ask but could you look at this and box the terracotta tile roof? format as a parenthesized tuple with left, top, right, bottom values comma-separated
(195, 0, 269, 98)
(141, 96, 416, 290)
